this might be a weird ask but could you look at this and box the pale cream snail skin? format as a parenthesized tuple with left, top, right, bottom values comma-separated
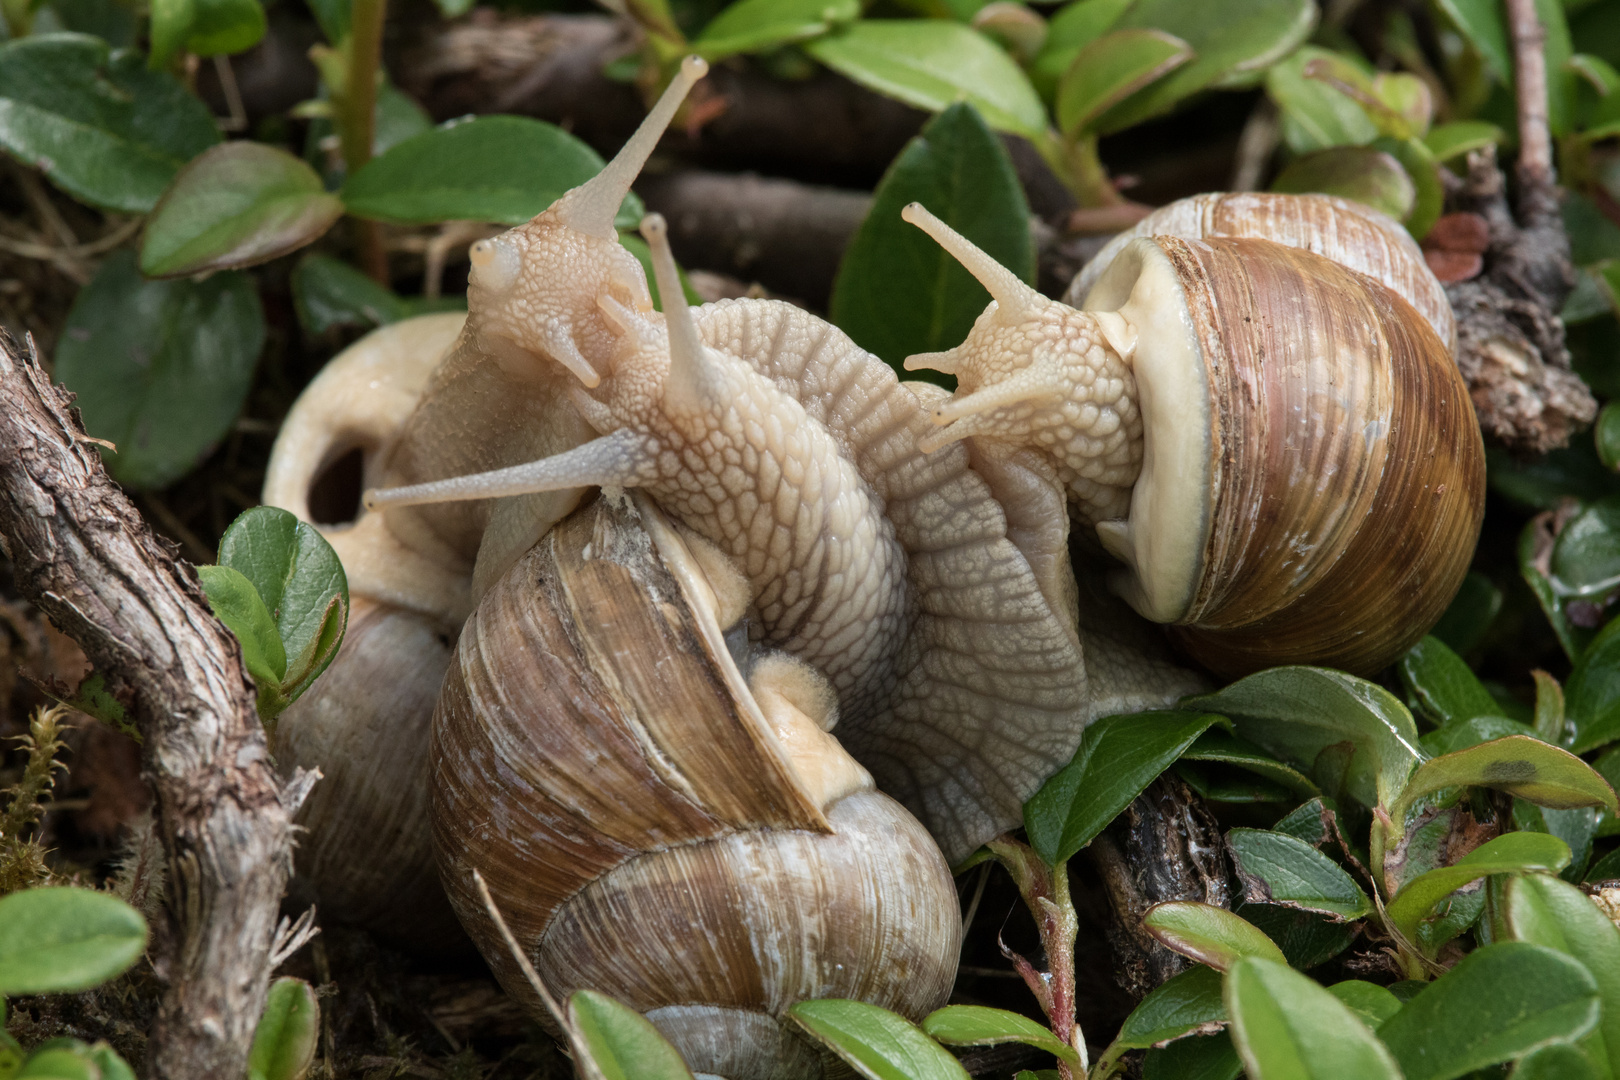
(901, 197, 1486, 678)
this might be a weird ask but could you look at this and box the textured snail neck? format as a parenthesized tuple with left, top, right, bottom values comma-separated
(899, 203, 1144, 526)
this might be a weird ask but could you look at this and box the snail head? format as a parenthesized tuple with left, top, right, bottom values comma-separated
(462, 56, 709, 391)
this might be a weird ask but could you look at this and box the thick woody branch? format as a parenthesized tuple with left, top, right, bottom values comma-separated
(0, 335, 291, 1079)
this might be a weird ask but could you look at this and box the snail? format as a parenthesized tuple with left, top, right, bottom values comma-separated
(262, 314, 470, 946)
(364, 61, 1199, 865)
(434, 487, 963, 1080)
(900, 194, 1486, 678)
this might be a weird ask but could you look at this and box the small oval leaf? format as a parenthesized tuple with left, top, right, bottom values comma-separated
(1142, 902, 1287, 972)
(921, 1005, 1077, 1065)
(1394, 735, 1619, 820)
(1385, 831, 1573, 944)
(0, 887, 148, 994)
(1225, 957, 1402, 1080)
(568, 990, 696, 1080)
(1227, 828, 1372, 920)
(1055, 28, 1193, 137)
(789, 1000, 971, 1080)
(248, 977, 319, 1080)
(1271, 146, 1415, 222)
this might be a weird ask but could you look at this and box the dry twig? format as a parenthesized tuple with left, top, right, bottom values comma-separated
(0, 333, 292, 1079)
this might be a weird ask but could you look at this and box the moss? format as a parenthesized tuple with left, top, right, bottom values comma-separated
(0, 704, 69, 895)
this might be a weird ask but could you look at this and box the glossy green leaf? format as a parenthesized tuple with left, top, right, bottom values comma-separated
(197, 565, 287, 694)
(1176, 762, 1297, 804)
(1227, 828, 1371, 920)
(1142, 1031, 1242, 1080)
(1503, 872, 1620, 1077)
(248, 978, 319, 1080)
(1093, 0, 1317, 134)
(185, 0, 266, 56)
(1399, 636, 1501, 728)
(1568, 615, 1620, 752)
(921, 1006, 1077, 1064)
(1142, 901, 1287, 971)
(217, 506, 349, 706)
(1054, 28, 1192, 137)
(290, 252, 410, 334)
(55, 251, 265, 490)
(1188, 667, 1423, 809)
(1535, 671, 1568, 744)
(1420, 715, 1540, 757)
(1515, 800, 1599, 883)
(15, 1047, 97, 1080)
(1270, 146, 1415, 222)
(1554, 496, 1620, 601)
(1423, 120, 1505, 162)
(1436, 0, 1511, 80)
(1266, 46, 1379, 153)
(1386, 831, 1573, 942)
(1225, 957, 1401, 1080)
(149, 0, 195, 69)
(82, 1043, 136, 1080)
(1179, 733, 1320, 798)
(1024, 711, 1224, 865)
(141, 142, 342, 278)
(1590, 846, 1620, 880)
(1326, 981, 1402, 1027)
(0, 887, 147, 994)
(1379, 942, 1600, 1080)
(693, 0, 859, 60)
(789, 1000, 971, 1080)
(1393, 735, 1619, 822)
(569, 990, 695, 1080)
(343, 116, 644, 227)
(1029, 0, 1132, 98)
(1112, 965, 1226, 1051)
(1513, 1042, 1600, 1080)
(830, 102, 1032, 372)
(1272, 798, 1333, 845)
(805, 20, 1047, 138)
(1241, 903, 1360, 973)
(0, 34, 219, 212)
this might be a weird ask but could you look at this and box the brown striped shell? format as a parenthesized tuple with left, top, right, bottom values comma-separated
(434, 491, 961, 1080)
(1081, 233, 1484, 677)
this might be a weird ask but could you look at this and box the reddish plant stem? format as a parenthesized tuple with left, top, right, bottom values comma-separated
(987, 836, 1084, 1078)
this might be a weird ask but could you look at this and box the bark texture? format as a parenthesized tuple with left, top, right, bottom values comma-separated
(0, 335, 291, 1079)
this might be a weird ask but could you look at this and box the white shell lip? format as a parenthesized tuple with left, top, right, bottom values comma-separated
(1082, 237, 1211, 625)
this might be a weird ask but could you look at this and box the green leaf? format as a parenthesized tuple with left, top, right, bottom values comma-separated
(921, 1006, 1078, 1065)
(1272, 798, 1332, 845)
(568, 990, 696, 1080)
(0, 34, 219, 212)
(1385, 831, 1573, 943)
(148, 0, 195, 69)
(1568, 615, 1620, 752)
(1030, 0, 1133, 99)
(1515, 799, 1600, 883)
(1503, 872, 1620, 1077)
(1423, 120, 1505, 162)
(1227, 828, 1371, 920)
(1420, 716, 1540, 757)
(1142, 1031, 1242, 1080)
(1512, 1043, 1600, 1080)
(1436, 0, 1511, 81)
(248, 978, 319, 1080)
(1093, 964, 1225, 1080)
(1179, 733, 1321, 798)
(1372, 136, 1443, 239)
(1598, 403, 1620, 473)
(185, 0, 266, 56)
(1187, 667, 1424, 810)
(1399, 636, 1502, 728)
(217, 506, 349, 704)
(692, 0, 859, 60)
(1092, 0, 1317, 134)
(15, 1047, 97, 1080)
(805, 20, 1047, 139)
(1266, 46, 1380, 153)
(1393, 735, 1619, 822)
(1054, 28, 1193, 137)
(829, 102, 1032, 372)
(1176, 762, 1298, 804)
(373, 84, 434, 158)
(1225, 957, 1401, 1080)
(1142, 901, 1287, 971)
(788, 1000, 971, 1080)
(0, 887, 147, 994)
(1326, 981, 1402, 1027)
(80, 1044, 135, 1080)
(1024, 711, 1224, 866)
(1378, 942, 1601, 1080)
(141, 142, 343, 278)
(197, 565, 287, 694)
(1589, 845, 1620, 880)
(343, 115, 644, 227)
(1435, 0, 1574, 134)
(1270, 146, 1415, 222)
(290, 253, 411, 334)
(1553, 496, 1620, 602)
(55, 250, 265, 490)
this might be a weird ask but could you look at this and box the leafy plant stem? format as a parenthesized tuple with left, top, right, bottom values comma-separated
(984, 835, 1086, 1077)
(334, 0, 389, 283)
(1034, 129, 1123, 208)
